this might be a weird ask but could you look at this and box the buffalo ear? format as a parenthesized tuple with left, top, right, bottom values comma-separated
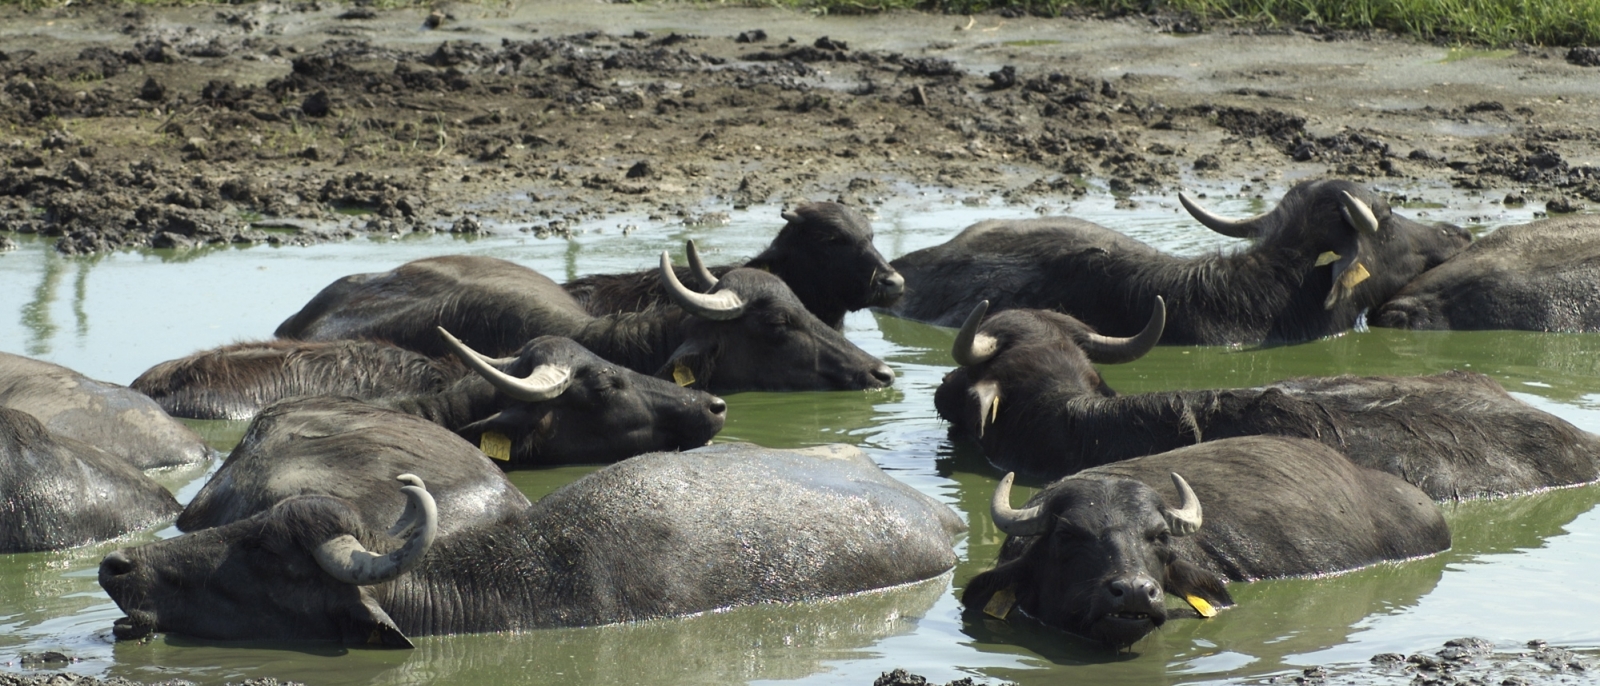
(961, 561, 1023, 616)
(340, 590, 414, 649)
(656, 340, 714, 388)
(1164, 559, 1233, 609)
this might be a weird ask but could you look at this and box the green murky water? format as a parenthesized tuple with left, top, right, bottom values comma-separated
(2, 190, 1598, 685)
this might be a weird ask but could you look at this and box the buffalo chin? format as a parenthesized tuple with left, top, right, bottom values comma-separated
(1089, 611, 1163, 648)
(112, 611, 156, 640)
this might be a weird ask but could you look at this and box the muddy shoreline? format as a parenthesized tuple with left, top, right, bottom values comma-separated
(2, 1, 1597, 256)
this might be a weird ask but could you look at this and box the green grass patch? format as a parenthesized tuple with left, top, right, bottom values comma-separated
(759, 0, 1600, 47)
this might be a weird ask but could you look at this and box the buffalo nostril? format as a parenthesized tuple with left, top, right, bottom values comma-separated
(707, 397, 727, 415)
(101, 550, 135, 576)
(879, 271, 906, 293)
(870, 365, 896, 386)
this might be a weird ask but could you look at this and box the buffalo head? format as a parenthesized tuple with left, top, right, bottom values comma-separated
(962, 471, 1230, 649)
(1179, 179, 1470, 311)
(747, 202, 904, 327)
(437, 330, 726, 464)
(657, 252, 896, 392)
(100, 475, 436, 647)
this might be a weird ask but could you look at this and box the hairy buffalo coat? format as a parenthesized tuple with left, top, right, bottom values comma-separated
(563, 202, 904, 327)
(100, 443, 964, 645)
(1374, 215, 1600, 332)
(274, 253, 893, 392)
(938, 303, 1600, 499)
(889, 179, 1470, 345)
(962, 436, 1450, 648)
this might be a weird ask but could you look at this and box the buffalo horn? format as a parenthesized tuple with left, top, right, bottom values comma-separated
(684, 239, 719, 292)
(952, 300, 999, 366)
(991, 472, 1048, 537)
(660, 251, 746, 320)
(437, 327, 572, 402)
(1337, 191, 1381, 235)
(315, 473, 438, 586)
(1179, 192, 1268, 239)
(1081, 296, 1166, 364)
(1163, 472, 1203, 537)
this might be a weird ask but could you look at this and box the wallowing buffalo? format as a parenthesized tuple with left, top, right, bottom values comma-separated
(274, 251, 894, 392)
(1374, 214, 1600, 332)
(938, 301, 1600, 499)
(133, 331, 725, 466)
(2, 406, 180, 553)
(100, 443, 964, 646)
(888, 179, 1471, 345)
(0, 351, 211, 470)
(964, 436, 1450, 649)
(563, 203, 905, 327)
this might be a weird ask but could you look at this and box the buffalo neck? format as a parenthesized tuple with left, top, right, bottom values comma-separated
(1112, 245, 1321, 344)
(569, 307, 692, 375)
(375, 377, 498, 431)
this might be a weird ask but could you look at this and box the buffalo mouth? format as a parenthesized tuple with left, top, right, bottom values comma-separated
(112, 610, 157, 641)
(1091, 611, 1161, 648)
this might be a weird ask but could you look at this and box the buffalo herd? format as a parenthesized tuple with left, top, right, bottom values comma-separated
(3, 190, 1599, 657)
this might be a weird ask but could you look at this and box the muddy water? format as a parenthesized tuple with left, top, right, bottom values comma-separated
(2, 191, 1598, 685)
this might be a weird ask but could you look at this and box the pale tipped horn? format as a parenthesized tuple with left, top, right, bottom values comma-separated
(1179, 192, 1269, 239)
(991, 472, 1048, 537)
(437, 327, 571, 402)
(1080, 296, 1166, 364)
(387, 474, 426, 538)
(952, 300, 999, 366)
(660, 251, 746, 320)
(1163, 472, 1203, 537)
(684, 239, 719, 292)
(315, 474, 438, 585)
(1337, 191, 1380, 235)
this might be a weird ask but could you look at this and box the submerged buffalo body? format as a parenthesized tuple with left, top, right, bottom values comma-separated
(564, 203, 904, 327)
(890, 179, 1470, 345)
(1375, 215, 1600, 332)
(101, 443, 965, 646)
(963, 436, 1450, 648)
(0, 352, 210, 469)
(1, 407, 180, 553)
(274, 254, 893, 393)
(134, 334, 725, 466)
(938, 304, 1600, 499)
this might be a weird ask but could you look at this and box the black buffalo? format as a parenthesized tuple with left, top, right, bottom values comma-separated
(274, 252, 894, 392)
(100, 443, 964, 646)
(563, 203, 904, 327)
(2, 406, 180, 553)
(937, 301, 1600, 499)
(889, 179, 1470, 345)
(0, 351, 210, 469)
(133, 332, 725, 466)
(1375, 214, 1600, 332)
(962, 436, 1450, 649)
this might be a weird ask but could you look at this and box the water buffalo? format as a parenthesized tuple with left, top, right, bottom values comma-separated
(100, 443, 964, 646)
(1374, 214, 1600, 332)
(2, 406, 180, 553)
(131, 332, 725, 466)
(888, 179, 1471, 345)
(0, 351, 211, 469)
(563, 203, 905, 327)
(937, 301, 1600, 499)
(274, 252, 894, 392)
(962, 436, 1450, 649)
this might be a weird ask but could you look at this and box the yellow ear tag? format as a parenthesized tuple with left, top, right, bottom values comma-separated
(1314, 251, 1341, 267)
(1186, 594, 1218, 618)
(479, 431, 512, 461)
(1338, 261, 1371, 290)
(983, 586, 1017, 620)
(672, 361, 696, 387)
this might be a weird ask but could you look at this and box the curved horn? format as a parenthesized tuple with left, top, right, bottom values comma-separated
(1163, 472, 1203, 537)
(952, 300, 999, 366)
(781, 209, 800, 223)
(315, 474, 438, 585)
(387, 474, 426, 538)
(1337, 191, 1380, 235)
(437, 327, 572, 402)
(1080, 296, 1166, 364)
(991, 472, 1048, 537)
(1179, 192, 1268, 239)
(660, 251, 746, 321)
(684, 239, 718, 292)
